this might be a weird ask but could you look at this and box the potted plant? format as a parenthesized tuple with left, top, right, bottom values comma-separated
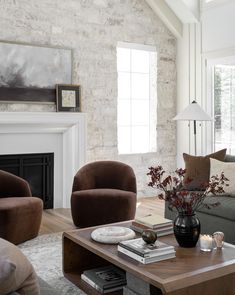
(147, 166, 229, 247)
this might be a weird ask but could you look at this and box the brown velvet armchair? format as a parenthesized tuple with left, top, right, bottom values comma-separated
(71, 161, 137, 227)
(0, 170, 43, 244)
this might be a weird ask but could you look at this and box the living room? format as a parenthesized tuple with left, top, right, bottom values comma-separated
(0, 0, 235, 294)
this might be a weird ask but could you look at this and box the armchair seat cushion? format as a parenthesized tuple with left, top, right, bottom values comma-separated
(0, 197, 43, 245)
(71, 188, 136, 227)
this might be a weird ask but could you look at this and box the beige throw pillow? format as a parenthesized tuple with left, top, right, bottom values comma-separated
(210, 158, 235, 196)
(0, 238, 40, 295)
(183, 149, 227, 190)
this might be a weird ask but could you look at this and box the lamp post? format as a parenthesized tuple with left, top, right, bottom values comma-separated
(173, 101, 213, 155)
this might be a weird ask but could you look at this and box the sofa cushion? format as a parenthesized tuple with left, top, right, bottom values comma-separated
(0, 238, 39, 295)
(197, 195, 235, 221)
(183, 149, 226, 190)
(225, 154, 235, 162)
(210, 158, 235, 195)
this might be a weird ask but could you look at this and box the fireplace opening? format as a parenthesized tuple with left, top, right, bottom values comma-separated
(0, 153, 54, 209)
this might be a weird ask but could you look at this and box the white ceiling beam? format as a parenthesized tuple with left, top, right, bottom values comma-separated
(166, 0, 200, 23)
(145, 0, 183, 38)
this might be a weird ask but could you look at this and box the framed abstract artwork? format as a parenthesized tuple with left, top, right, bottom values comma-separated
(0, 41, 72, 103)
(56, 84, 80, 112)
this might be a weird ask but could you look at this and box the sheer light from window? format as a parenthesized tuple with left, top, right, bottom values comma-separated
(117, 42, 157, 154)
(214, 65, 235, 154)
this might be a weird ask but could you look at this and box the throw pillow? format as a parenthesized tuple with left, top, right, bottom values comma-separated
(0, 238, 39, 295)
(183, 148, 227, 190)
(210, 158, 235, 195)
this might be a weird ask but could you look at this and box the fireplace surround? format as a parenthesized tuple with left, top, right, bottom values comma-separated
(0, 112, 86, 208)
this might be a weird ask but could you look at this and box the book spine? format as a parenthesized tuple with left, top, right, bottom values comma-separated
(132, 221, 173, 230)
(118, 245, 175, 258)
(134, 220, 172, 229)
(119, 242, 174, 257)
(133, 221, 155, 229)
(118, 246, 175, 264)
(81, 274, 103, 293)
(118, 246, 146, 263)
(130, 225, 173, 236)
(118, 243, 146, 257)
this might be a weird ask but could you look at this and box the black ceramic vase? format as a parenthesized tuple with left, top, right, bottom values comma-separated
(174, 213, 200, 248)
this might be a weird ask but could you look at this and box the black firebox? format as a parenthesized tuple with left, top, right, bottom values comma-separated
(0, 153, 54, 209)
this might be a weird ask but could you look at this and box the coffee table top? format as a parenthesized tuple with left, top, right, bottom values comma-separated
(63, 221, 235, 293)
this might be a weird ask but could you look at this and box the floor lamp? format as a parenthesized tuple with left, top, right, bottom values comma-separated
(173, 101, 213, 155)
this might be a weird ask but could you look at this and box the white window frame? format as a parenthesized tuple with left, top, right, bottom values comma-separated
(117, 42, 157, 155)
(203, 49, 235, 154)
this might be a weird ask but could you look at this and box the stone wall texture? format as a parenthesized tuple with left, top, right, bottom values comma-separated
(0, 0, 177, 197)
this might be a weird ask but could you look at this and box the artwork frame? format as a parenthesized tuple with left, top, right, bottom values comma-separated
(0, 40, 72, 103)
(56, 84, 80, 112)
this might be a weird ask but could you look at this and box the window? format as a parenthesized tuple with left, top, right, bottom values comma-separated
(117, 42, 157, 154)
(214, 65, 235, 154)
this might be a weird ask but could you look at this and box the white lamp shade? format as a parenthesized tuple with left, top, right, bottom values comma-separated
(173, 101, 213, 121)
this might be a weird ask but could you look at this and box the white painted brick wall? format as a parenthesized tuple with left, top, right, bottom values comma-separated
(0, 0, 177, 197)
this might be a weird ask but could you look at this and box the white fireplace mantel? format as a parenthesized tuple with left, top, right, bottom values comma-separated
(0, 112, 86, 208)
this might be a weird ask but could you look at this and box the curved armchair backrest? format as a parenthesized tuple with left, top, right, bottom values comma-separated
(72, 161, 137, 193)
(0, 170, 32, 198)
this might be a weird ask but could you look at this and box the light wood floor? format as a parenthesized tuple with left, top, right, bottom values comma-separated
(39, 197, 164, 235)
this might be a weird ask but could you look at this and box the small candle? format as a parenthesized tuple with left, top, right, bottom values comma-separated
(200, 234, 213, 252)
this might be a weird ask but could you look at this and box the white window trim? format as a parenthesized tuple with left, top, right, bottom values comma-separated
(202, 47, 235, 154)
(117, 41, 156, 53)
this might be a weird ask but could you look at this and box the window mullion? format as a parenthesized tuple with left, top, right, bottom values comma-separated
(130, 49, 133, 154)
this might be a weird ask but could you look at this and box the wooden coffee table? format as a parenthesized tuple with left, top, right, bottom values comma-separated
(62, 221, 235, 295)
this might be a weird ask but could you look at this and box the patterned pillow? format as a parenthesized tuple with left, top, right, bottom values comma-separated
(210, 158, 235, 195)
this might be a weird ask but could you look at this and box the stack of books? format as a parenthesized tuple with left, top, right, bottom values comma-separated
(81, 265, 126, 293)
(118, 238, 175, 264)
(131, 214, 173, 237)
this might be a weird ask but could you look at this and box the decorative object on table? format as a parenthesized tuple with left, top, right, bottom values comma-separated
(91, 226, 135, 244)
(56, 84, 80, 112)
(142, 230, 157, 244)
(0, 42, 71, 103)
(131, 214, 173, 237)
(173, 213, 200, 248)
(118, 237, 175, 264)
(213, 231, 224, 249)
(147, 165, 229, 248)
(199, 234, 213, 252)
(173, 100, 213, 155)
(81, 265, 126, 294)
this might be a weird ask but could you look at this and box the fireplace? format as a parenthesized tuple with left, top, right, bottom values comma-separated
(0, 112, 86, 208)
(0, 153, 54, 209)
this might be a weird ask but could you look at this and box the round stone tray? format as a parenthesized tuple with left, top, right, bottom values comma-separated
(91, 226, 136, 244)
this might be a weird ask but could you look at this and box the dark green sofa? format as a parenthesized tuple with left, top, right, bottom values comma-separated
(165, 154, 235, 245)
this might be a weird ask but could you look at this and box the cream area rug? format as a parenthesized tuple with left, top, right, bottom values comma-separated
(19, 233, 86, 295)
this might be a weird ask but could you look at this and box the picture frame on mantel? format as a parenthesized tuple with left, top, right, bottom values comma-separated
(56, 84, 80, 112)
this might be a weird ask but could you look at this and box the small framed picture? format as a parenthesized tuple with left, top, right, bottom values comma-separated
(56, 84, 80, 112)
